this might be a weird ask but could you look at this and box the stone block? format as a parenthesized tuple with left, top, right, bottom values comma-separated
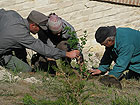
(72, 4, 85, 12)
(57, 0, 73, 9)
(35, 0, 49, 6)
(63, 6, 74, 14)
(70, 10, 83, 19)
(85, 1, 97, 8)
(63, 3, 84, 14)
(61, 12, 73, 21)
(49, 0, 63, 4)
(15, 0, 25, 4)
(8, 1, 35, 11)
(82, 8, 93, 16)
(52, 8, 64, 16)
(89, 12, 103, 20)
(0, 0, 15, 7)
(36, 4, 58, 13)
(73, 0, 86, 4)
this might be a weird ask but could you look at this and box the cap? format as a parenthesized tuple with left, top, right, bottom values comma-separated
(47, 14, 63, 33)
(27, 10, 48, 30)
(95, 26, 116, 43)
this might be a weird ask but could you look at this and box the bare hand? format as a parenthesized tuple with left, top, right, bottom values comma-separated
(47, 58, 55, 61)
(88, 69, 101, 75)
(66, 50, 80, 59)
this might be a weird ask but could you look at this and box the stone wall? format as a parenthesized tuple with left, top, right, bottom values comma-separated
(97, 0, 140, 6)
(1, 0, 140, 66)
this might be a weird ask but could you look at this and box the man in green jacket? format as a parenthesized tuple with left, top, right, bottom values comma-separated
(89, 26, 140, 88)
(0, 9, 80, 72)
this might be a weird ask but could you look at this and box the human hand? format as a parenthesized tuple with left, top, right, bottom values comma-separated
(47, 58, 55, 61)
(88, 69, 102, 75)
(66, 50, 80, 59)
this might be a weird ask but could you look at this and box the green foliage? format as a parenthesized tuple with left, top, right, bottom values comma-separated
(23, 94, 65, 105)
(22, 60, 91, 104)
(65, 27, 91, 77)
(23, 94, 37, 105)
(65, 26, 79, 50)
(80, 30, 88, 50)
(112, 95, 140, 105)
(54, 60, 91, 105)
(39, 97, 68, 105)
(66, 27, 87, 51)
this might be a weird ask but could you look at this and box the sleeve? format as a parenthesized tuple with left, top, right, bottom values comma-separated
(108, 44, 134, 78)
(21, 36, 66, 59)
(98, 47, 113, 72)
(16, 25, 66, 60)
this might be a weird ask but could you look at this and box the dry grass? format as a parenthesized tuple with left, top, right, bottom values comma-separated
(0, 71, 140, 105)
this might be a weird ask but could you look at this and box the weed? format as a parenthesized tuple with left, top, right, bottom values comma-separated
(53, 60, 91, 105)
(66, 27, 93, 79)
(0, 92, 14, 96)
(65, 26, 79, 50)
(23, 94, 37, 105)
(112, 94, 140, 105)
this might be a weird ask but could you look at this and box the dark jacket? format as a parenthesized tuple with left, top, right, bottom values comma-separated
(38, 19, 80, 49)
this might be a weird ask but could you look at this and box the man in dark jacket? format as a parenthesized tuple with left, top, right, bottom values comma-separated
(28, 11, 84, 74)
(0, 9, 80, 72)
(89, 26, 140, 88)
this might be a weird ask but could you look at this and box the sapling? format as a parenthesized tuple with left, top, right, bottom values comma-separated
(66, 27, 93, 79)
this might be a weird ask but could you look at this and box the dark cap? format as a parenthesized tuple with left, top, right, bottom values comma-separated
(27, 10, 48, 30)
(95, 26, 116, 43)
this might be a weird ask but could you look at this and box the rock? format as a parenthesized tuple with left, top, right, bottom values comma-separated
(24, 77, 42, 84)
(0, 70, 12, 82)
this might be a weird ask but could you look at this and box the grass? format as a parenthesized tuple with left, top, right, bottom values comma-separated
(0, 61, 140, 105)
(21, 76, 140, 105)
(112, 94, 140, 105)
(0, 71, 140, 105)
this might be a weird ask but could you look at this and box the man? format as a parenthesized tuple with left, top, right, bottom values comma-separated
(28, 11, 84, 74)
(0, 9, 80, 72)
(89, 26, 140, 88)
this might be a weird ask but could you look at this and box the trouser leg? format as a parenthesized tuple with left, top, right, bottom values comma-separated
(125, 70, 140, 80)
(14, 48, 28, 64)
(46, 60, 57, 75)
(56, 41, 72, 65)
(5, 56, 32, 72)
(31, 54, 57, 75)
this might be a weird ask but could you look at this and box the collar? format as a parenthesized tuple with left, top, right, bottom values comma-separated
(23, 19, 30, 30)
(113, 36, 117, 49)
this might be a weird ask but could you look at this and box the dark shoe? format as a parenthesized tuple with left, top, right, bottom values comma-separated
(125, 70, 140, 80)
(99, 75, 122, 89)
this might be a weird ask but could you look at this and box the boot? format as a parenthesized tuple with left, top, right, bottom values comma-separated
(99, 75, 122, 89)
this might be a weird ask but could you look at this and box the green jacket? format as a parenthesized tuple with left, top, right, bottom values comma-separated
(98, 27, 140, 78)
